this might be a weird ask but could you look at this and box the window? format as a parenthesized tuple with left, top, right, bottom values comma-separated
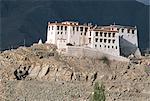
(132, 30, 134, 34)
(81, 33, 82, 35)
(61, 32, 63, 34)
(108, 33, 111, 37)
(100, 39, 103, 42)
(112, 46, 114, 48)
(57, 32, 59, 34)
(73, 27, 75, 31)
(112, 40, 115, 43)
(95, 38, 98, 42)
(61, 26, 63, 30)
(76, 27, 78, 31)
(85, 28, 88, 31)
(116, 46, 117, 49)
(57, 26, 59, 30)
(90, 32, 91, 36)
(104, 33, 107, 37)
(84, 32, 86, 35)
(95, 44, 97, 47)
(127, 29, 130, 33)
(89, 38, 91, 43)
(95, 32, 98, 36)
(108, 46, 110, 48)
(108, 39, 111, 43)
(100, 45, 101, 47)
(65, 26, 67, 30)
(121, 29, 124, 33)
(104, 45, 106, 48)
(52, 26, 54, 30)
(80, 27, 83, 31)
(100, 32, 103, 36)
(49, 26, 50, 30)
(113, 33, 115, 37)
(117, 28, 119, 31)
(104, 39, 107, 43)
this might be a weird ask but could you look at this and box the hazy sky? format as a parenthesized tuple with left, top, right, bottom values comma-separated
(136, 0, 150, 5)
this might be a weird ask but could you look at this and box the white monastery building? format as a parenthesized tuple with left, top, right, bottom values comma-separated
(46, 21, 140, 58)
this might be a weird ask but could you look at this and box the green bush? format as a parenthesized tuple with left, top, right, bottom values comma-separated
(91, 82, 106, 101)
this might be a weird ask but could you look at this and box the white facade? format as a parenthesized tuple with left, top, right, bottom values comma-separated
(46, 21, 139, 57)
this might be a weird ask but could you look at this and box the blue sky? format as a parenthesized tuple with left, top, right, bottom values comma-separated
(136, 0, 150, 5)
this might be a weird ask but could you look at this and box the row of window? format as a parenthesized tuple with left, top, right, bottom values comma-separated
(57, 31, 67, 35)
(95, 32, 116, 37)
(49, 26, 88, 32)
(95, 44, 118, 49)
(120, 29, 135, 34)
(95, 38, 115, 43)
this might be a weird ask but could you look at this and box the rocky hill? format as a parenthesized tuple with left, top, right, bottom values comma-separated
(0, 44, 150, 101)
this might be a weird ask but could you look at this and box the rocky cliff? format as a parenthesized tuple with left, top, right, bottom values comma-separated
(0, 44, 150, 101)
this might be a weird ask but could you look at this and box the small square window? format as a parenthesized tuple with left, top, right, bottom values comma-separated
(112, 40, 115, 43)
(84, 32, 86, 36)
(85, 28, 88, 31)
(90, 32, 91, 36)
(104, 33, 107, 37)
(100, 45, 101, 47)
(108, 33, 111, 37)
(95, 32, 98, 36)
(112, 46, 114, 48)
(100, 32, 103, 36)
(61, 26, 63, 30)
(95, 38, 98, 42)
(73, 27, 75, 31)
(116, 46, 117, 49)
(52, 26, 54, 30)
(121, 29, 124, 33)
(95, 44, 97, 47)
(113, 33, 115, 37)
(57, 26, 59, 30)
(100, 39, 103, 42)
(132, 30, 134, 34)
(57, 32, 59, 34)
(65, 26, 67, 30)
(108, 39, 111, 43)
(76, 27, 78, 31)
(80, 27, 83, 31)
(89, 38, 91, 43)
(104, 39, 107, 43)
(108, 46, 110, 48)
(127, 29, 130, 33)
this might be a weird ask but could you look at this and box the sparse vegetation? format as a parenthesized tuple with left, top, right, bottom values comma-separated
(100, 56, 110, 66)
(145, 65, 150, 74)
(90, 82, 106, 101)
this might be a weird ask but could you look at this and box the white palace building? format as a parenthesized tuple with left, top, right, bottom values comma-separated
(45, 21, 141, 59)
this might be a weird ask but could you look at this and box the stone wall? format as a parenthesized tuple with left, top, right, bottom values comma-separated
(63, 46, 129, 62)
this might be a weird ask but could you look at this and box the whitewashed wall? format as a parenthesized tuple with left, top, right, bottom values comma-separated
(63, 46, 129, 62)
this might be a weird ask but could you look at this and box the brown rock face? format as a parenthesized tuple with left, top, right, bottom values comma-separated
(0, 44, 150, 100)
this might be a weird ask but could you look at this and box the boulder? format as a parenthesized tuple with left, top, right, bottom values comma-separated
(28, 65, 41, 78)
(38, 65, 50, 78)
